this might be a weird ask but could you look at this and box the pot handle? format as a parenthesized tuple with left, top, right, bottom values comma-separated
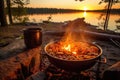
(96, 57, 107, 64)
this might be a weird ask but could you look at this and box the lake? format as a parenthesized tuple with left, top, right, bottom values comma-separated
(23, 12, 120, 32)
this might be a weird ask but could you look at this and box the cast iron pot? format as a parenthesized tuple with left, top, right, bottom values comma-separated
(45, 41, 102, 72)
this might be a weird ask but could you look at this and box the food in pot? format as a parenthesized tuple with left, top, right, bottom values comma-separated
(46, 41, 99, 61)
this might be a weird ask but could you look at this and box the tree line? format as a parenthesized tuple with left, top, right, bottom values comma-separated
(87, 9, 120, 14)
(26, 8, 82, 14)
(26, 8, 120, 14)
(9, 7, 120, 15)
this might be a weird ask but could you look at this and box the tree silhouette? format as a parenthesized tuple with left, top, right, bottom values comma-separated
(6, 0, 30, 24)
(0, 0, 8, 27)
(99, 0, 120, 30)
(76, 0, 120, 31)
(6, 0, 13, 24)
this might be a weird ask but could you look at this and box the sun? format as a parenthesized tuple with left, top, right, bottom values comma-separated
(83, 6, 88, 11)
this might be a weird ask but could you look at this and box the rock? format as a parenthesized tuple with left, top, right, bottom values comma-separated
(0, 41, 9, 47)
(26, 71, 46, 80)
(102, 61, 120, 80)
(0, 39, 25, 60)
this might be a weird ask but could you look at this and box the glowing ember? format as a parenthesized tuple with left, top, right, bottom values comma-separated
(72, 52, 77, 55)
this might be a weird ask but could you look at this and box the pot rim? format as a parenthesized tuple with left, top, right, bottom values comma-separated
(44, 41, 102, 62)
(23, 28, 42, 32)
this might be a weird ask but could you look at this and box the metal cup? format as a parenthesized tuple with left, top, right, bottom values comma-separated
(23, 28, 42, 49)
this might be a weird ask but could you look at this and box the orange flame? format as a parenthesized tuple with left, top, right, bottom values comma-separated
(63, 44, 77, 55)
(60, 18, 87, 55)
(63, 44, 71, 52)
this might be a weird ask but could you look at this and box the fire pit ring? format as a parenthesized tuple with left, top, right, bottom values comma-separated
(44, 41, 102, 72)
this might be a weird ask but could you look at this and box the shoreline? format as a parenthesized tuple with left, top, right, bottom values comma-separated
(0, 18, 120, 48)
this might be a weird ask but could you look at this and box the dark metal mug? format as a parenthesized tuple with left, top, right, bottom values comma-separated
(23, 28, 42, 49)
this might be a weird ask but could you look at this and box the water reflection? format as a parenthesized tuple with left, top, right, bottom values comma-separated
(12, 12, 120, 32)
(83, 11, 87, 17)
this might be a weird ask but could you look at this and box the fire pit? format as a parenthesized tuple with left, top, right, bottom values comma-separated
(45, 41, 102, 72)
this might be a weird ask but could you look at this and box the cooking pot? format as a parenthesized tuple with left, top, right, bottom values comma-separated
(44, 41, 102, 72)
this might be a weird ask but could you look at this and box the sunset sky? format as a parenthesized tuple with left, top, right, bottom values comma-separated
(26, 0, 120, 10)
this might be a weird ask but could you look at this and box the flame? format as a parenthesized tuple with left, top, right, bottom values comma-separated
(63, 44, 71, 52)
(60, 18, 89, 55)
(62, 44, 77, 55)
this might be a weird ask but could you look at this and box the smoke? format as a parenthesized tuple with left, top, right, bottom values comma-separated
(61, 18, 88, 43)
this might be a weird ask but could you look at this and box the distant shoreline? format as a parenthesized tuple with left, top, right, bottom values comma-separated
(10, 7, 120, 14)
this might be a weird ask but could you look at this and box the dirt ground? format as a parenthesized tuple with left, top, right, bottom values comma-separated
(0, 22, 64, 48)
(0, 21, 120, 80)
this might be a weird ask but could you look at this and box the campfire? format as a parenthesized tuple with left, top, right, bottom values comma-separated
(45, 40, 102, 72)
(44, 19, 102, 71)
(45, 19, 100, 61)
(46, 41, 99, 61)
